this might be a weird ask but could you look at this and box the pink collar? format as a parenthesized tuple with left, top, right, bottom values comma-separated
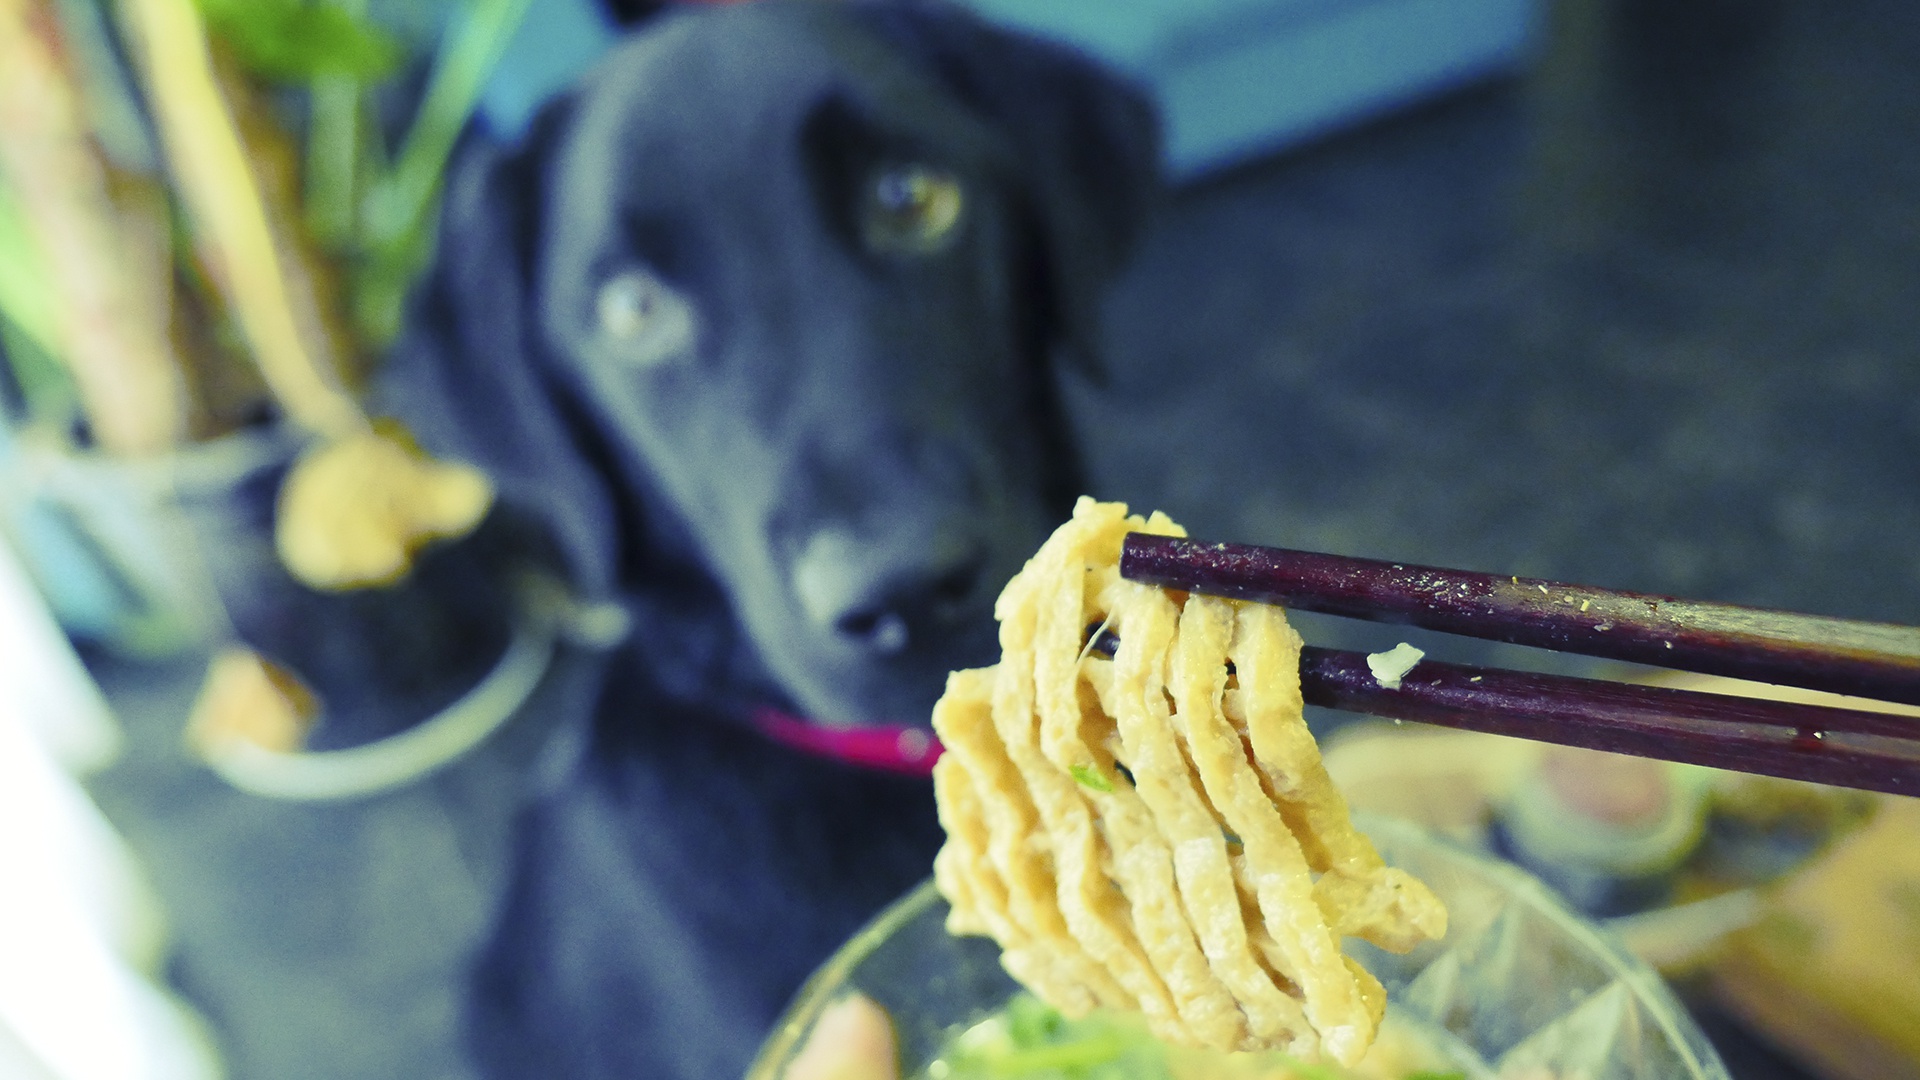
(750, 707, 945, 775)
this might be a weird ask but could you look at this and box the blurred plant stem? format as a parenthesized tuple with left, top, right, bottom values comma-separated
(352, 0, 531, 344)
(0, 0, 190, 453)
(117, 0, 367, 438)
(305, 70, 362, 247)
(0, 186, 69, 400)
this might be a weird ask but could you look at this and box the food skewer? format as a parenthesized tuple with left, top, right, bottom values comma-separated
(1120, 533, 1920, 796)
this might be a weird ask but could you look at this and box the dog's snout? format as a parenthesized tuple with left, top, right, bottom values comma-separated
(792, 527, 988, 656)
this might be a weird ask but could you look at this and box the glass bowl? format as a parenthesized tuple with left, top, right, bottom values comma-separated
(748, 815, 1731, 1080)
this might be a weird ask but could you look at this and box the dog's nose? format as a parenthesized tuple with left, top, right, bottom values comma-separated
(791, 526, 987, 656)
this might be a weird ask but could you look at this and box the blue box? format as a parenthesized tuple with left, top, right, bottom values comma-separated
(957, 0, 1540, 177)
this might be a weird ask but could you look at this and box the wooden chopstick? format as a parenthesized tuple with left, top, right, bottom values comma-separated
(1119, 533, 1920, 796)
(1298, 647, 1919, 796)
(1122, 534, 1920, 705)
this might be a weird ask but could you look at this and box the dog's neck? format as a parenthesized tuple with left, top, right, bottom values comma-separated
(610, 502, 787, 716)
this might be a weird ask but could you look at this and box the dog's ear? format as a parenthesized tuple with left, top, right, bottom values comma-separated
(376, 103, 622, 599)
(857, 1, 1164, 375)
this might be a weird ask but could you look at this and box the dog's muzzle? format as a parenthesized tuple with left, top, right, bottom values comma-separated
(790, 524, 989, 658)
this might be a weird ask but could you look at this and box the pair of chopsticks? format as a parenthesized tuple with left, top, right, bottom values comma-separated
(1120, 534, 1920, 797)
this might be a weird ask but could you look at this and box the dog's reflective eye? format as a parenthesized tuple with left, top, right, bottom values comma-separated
(862, 164, 963, 255)
(595, 269, 695, 365)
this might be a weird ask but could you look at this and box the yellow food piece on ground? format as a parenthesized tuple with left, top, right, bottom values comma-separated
(275, 422, 494, 590)
(186, 646, 318, 754)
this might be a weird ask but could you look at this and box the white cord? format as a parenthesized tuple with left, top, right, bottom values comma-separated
(198, 610, 558, 802)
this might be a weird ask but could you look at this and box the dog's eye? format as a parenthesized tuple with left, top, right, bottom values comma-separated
(862, 164, 964, 255)
(595, 268, 695, 365)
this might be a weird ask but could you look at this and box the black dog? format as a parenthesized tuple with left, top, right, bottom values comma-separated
(374, 3, 1160, 1076)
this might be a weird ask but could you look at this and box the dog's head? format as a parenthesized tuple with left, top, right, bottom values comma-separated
(387, 0, 1159, 729)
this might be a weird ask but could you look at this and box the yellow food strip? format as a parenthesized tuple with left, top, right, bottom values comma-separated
(932, 499, 1447, 1066)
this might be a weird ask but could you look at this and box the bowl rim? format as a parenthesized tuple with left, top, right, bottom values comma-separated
(746, 878, 944, 1079)
(749, 816, 1730, 1080)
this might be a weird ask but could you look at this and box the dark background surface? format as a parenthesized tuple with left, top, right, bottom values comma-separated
(86, 1, 1920, 1077)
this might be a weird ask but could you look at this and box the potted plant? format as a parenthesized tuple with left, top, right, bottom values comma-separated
(0, 0, 543, 795)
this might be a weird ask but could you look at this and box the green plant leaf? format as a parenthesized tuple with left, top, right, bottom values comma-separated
(195, 0, 401, 81)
